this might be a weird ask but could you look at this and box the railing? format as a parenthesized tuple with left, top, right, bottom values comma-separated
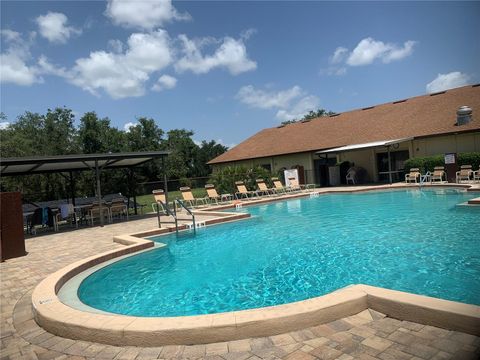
(175, 199, 196, 235)
(155, 199, 178, 235)
(419, 171, 431, 187)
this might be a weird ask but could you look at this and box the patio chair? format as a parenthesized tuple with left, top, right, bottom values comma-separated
(430, 166, 446, 183)
(87, 201, 110, 226)
(235, 181, 256, 200)
(56, 203, 78, 229)
(474, 167, 480, 183)
(180, 187, 208, 208)
(456, 165, 473, 183)
(405, 168, 421, 183)
(205, 184, 232, 205)
(109, 197, 129, 222)
(287, 177, 302, 192)
(256, 179, 276, 197)
(271, 177, 288, 194)
(346, 168, 356, 184)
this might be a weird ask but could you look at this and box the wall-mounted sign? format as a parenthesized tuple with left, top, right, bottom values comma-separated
(284, 169, 298, 187)
(444, 153, 456, 165)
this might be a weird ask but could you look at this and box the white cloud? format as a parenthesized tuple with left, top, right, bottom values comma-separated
(152, 74, 177, 91)
(426, 72, 470, 93)
(236, 85, 303, 109)
(236, 85, 320, 122)
(347, 37, 416, 66)
(36, 12, 81, 44)
(175, 34, 257, 75)
(108, 39, 124, 53)
(124, 122, 137, 132)
(322, 37, 416, 76)
(0, 30, 41, 86)
(275, 95, 320, 122)
(68, 30, 172, 98)
(105, 0, 191, 30)
(330, 47, 348, 64)
(0, 122, 10, 130)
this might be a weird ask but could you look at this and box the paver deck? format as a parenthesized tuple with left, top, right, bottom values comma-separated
(2, 184, 480, 359)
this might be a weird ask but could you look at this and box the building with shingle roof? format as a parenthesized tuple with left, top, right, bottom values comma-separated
(209, 84, 480, 185)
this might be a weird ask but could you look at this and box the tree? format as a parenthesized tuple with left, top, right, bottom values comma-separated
(42, 107, 78, 155)
(78, 112, 126, 154)
(281, 108, 335, 125)
(194, 140, 228, 177)
(163, 129, 198, 179)
(126, 118, 164, 151)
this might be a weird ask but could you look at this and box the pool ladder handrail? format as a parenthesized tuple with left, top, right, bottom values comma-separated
(419, 171, 431, 187)
(155, 200, 179, 235)
(175, 199, 196, 235)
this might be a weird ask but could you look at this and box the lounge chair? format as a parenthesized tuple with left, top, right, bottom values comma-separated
(256, 179, 276, 197)
(271, 177, 288, 194)
(456, 165, 473, 183)
(474, 167, 480, 183)
(430, 166, 446, 183)
(287, 177, 302, 192)
(152, 189, 167, 213)
(205, 184, 232, 205)
(405, 168, 421, 183)
(235, 181, 256, 200)
(180, 187, 208, 208)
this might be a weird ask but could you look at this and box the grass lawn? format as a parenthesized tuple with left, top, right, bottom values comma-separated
(133, 188, 209, 212)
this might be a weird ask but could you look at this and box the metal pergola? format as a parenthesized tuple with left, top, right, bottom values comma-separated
(0, 151, 169, 226)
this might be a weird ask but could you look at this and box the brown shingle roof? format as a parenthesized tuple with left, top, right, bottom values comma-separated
(209, 85, 480, 164)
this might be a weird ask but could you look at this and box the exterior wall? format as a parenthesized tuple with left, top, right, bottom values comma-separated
(412, 132, 480, 157)
(212, 131, 480, 183)
(337, 149, 375, 182)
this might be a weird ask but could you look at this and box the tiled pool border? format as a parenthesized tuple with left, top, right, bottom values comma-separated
(31, 183, 480, 346)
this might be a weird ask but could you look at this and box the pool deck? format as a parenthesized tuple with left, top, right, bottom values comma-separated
(2, 183, 480, 359)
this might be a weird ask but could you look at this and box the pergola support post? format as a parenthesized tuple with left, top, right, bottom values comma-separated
(162, 157, 168, 204)
(95, 159, 104, 226)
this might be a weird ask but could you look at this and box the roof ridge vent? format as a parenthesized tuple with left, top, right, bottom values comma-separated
(300, 119, 312, 123)
(429, 91, 446, 96)
(456, 105, 472, 126)
(362, 106, 374, 110)
(393, 99, 407, 104)
(472, 83, 480, 88)
(329, 113, 341, 117)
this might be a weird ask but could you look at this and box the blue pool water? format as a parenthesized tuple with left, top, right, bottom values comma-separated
(78, 189, 480, 317)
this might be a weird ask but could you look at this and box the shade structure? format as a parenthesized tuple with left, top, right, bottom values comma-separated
(0, 151, 169, 176)
(315, 137, 413, 154)
(0, 151, 170, 226)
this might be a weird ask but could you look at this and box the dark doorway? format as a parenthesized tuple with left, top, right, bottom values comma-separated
(376, 150, 409, 182)
(314, 157, 336, 187)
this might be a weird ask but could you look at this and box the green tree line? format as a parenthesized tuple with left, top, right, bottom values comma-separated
(0, 108, 228, 202)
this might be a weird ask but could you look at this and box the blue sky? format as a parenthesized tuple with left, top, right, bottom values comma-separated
(1, 1, 479, 147)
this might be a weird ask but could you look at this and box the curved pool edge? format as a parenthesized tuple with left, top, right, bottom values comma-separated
(32, 183, 480, 346)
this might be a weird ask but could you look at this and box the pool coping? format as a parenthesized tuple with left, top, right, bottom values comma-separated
(31, 183, 480, 346)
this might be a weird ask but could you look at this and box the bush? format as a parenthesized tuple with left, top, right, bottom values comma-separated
(404, 152, 480, 172)
(208, 166, 272, 194)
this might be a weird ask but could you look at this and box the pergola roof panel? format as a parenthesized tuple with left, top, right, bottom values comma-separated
(0, 151, 169, 176)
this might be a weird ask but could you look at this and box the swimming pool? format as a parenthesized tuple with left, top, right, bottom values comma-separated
(78, 189, 480, 317)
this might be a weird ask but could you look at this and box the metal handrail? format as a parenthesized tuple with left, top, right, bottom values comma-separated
(176, 199, 196, 235)
(419, 171, 431, 187)
(155, 200, 178, 235)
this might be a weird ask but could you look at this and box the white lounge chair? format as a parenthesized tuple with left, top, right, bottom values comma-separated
(405, 168, 421, 183)
(456, 165, 473, 183)
(430, 166, 446, 183)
